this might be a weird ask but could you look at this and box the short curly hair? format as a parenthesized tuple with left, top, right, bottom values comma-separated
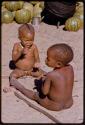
(48, 43, 74, 65)
(18, 23, 35, 38)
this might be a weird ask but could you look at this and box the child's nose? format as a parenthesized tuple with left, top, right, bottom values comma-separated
(45, 58, 47, 64)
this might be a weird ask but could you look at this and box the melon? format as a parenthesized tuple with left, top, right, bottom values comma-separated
(15, 9, 31, 24)
(39, 1, 44, 10)
(65, 17, 81, 31)
(30, 1, 39, 5)
(2, 11, 14, 23)
(76, 6, 83, 13)
(18, 1, 24, 9)
(76, 2, 83, 7)
(2, 1, 6, 7)
(74, 12, 83, 28)
(23, 2, 33, 19)
(5, 1, 24, 11)
(1, 6, 8, 12)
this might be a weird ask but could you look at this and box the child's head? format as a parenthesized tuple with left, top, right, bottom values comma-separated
(18, 24, 35, 47)
(45, 43, 73, 68)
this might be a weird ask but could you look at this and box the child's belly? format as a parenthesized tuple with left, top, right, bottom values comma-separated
(15, 58, 35, 71)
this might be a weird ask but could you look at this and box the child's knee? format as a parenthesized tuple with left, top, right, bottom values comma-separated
(9, 73, 18, 81)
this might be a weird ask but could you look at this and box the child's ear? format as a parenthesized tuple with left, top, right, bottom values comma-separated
(56, 61, 63, 68)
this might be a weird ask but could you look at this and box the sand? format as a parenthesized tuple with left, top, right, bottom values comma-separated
(1, 22, 83, 123)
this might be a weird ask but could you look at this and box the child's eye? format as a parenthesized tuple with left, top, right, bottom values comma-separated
(25, 40, 28, 42)
(47, 57, 49, 61)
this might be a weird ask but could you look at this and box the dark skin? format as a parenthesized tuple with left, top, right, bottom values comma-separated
(9, 47, 74, 111)
(11, 29, 40, 74)
(3, 25, 45, 93)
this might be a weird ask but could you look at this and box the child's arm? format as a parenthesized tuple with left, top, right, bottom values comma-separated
(34, 44, 40, 67)
(41, 74, 51, 95)
(12, 43, 23, 62)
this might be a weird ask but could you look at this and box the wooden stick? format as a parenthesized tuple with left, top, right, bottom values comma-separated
(14, 91, 61, 123)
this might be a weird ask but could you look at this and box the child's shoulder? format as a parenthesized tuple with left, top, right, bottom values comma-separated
(66, 64, 74, 72)
(46, 69, 64, 79)
(46, 70, 58, 78)
(32, 44, 38, 49)
(14, 42, 20, 46)
(14, 42, 22, 48)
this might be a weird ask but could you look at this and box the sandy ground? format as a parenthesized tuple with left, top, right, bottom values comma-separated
(1, 22, 83, 123)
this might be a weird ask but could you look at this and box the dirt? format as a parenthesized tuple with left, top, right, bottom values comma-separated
(1, 22, 83, 123)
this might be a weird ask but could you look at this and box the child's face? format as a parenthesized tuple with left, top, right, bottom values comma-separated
(45, 49, 63, 68)
(45, 50, 57, 68)
(19, 32, 34, 47)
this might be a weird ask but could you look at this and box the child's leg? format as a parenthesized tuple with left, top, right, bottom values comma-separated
(9, 68, 27, 79)
(9, 77, 35, 100)
(8, 78, 64, 111)
(3, 69, 26, 93)
(34, 94, 64, 111)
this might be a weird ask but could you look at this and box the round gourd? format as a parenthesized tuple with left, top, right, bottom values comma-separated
(76, 6, 83, 13)
(76, 2, 83, 12)
(39, 1, 44, 10)
(12, 11, 16, 18)
(65, 17, 81, 31)
(18, 1, 24, 9)
(2, 1, 6, 6)
(15, 9, 31, 24)
(23, 2, 33, 18)
(2, 11, 14, 23)
(5, 1, 23, 11)
(76, 2, 83, 7)
(30, 1, 39, 5)
(1, 6, 8, 12)
(74, 12, 83, 28)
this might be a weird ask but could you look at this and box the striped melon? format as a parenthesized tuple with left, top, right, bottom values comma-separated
(1, 6, 8, 12)
(40, 1, 44, 10)
(15, 9, 31, 24)
(65, 17, 81, 31)
(2, 1, 6, 7)
(2, 11, 14, 23)
(74, 12, 83, 28)
(76, 2, 83, 8)
(76, 6, 83, 13)
(23, 2, 33, 19)
(30, 1, 39, 5)
(5, 1, 24, 11)
(18, 1, 24, 9)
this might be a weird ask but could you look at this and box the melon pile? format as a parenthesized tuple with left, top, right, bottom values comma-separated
(1, 1, 44, 24)
(65, 1, 84, 31)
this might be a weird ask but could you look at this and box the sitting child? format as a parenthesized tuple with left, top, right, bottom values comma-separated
(3, 23, 45, 92)
(9, 43, 74, 111)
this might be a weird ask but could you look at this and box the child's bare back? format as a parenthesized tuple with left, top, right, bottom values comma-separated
(45, 64, 74, 109)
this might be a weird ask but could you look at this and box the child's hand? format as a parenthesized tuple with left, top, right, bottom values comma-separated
(22, 47, 29, 55)
(34, 62, 41, 68)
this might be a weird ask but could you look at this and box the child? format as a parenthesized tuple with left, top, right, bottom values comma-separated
(9, 43, 74, 111)
(3, 24, 45, 92)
